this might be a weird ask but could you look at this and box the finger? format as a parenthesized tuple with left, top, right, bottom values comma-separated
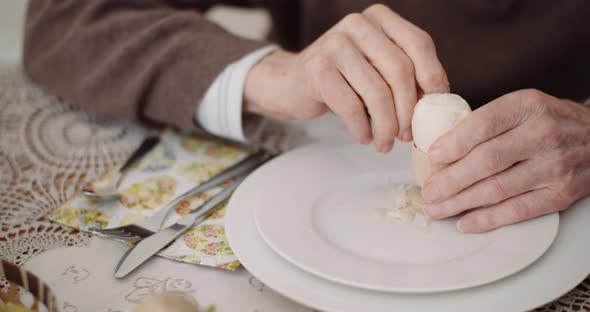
(324, 32, 397, 152)
(363, 4, 449, 94)
(308, 54, 372, 144)
(429, 91, 531, 164)
(337, 13, 417, 141)
(456, 188, 567, 233)
(422, 124, 538, 203)
(424, 159, 539, 220)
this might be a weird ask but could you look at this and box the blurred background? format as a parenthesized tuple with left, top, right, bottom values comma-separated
(0, 1, 271, 65)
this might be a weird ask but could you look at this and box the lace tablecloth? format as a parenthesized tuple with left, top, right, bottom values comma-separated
(0, 64, 589, 311)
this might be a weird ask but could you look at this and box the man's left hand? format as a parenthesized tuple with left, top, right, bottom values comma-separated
(422, 89, 590, 233)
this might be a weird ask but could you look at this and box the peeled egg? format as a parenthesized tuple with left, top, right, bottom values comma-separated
(411, 93, 472, 187)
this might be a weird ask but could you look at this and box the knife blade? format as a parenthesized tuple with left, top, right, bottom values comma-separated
(114, 175, 247, 278)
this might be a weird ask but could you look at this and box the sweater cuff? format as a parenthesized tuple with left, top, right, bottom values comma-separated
(195, 45, 278, 143)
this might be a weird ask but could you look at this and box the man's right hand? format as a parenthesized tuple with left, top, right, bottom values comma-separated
(244, 4, 449, 153)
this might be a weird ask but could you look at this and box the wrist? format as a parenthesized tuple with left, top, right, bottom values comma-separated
(196, 45, 277, 142)
(243, 49, 296, 116)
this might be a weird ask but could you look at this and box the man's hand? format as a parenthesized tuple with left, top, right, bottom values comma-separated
(244, 4, 449, 153)
(422, 89, 590, 233)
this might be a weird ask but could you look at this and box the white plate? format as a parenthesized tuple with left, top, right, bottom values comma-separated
(253, 143, 559, 293)
(226, 145, 590, 311)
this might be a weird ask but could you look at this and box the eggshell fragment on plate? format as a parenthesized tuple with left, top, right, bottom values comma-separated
(388, 183, 427, 222)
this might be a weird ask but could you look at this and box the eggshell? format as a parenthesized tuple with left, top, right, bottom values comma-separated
(411, 93, 471, 153)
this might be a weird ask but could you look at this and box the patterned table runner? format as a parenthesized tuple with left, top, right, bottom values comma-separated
(50, 129, 247, 270)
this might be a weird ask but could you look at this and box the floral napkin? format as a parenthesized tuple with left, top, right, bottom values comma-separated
(48, 129, 249, 271)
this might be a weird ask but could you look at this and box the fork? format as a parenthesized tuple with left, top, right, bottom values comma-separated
(86, 150, 271, 240)
(82, 135, 161, 200)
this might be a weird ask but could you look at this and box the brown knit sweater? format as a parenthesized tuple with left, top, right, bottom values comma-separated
(23, 0, 590, 132)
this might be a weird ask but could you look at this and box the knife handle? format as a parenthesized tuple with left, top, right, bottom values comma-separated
(171, 150, 268, 210)
(179, 175, 248, 228)
(189, 150, 269, 195)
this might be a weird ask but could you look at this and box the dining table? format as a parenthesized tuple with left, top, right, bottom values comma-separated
(1, 61, 590, 311)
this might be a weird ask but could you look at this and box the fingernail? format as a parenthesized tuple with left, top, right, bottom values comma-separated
(425, 204, 444, 219)
(457, 218, 476, 233)
(422, 184, 440, 202)
(385, 142, 394, 152)
(379, 141, 393, 153)
(429, 148, 446, 163)
(360, 136, 371, 145)
(401, 129, 412, 142)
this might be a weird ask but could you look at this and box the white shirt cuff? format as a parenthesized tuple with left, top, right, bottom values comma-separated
(195, 45, 278, 143)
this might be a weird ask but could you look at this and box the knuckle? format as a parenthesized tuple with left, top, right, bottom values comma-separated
(478, 147, 503, 173)
(326, 32, 351, 52)
(557, 181, 578, 203)
(340, 101, 365, 119)
(489, 176, 509, 202)
(521, 88, 544, 103)
(306, 55, 332, 79)
(314, 55, 332, 72)
(520, 88, 546, 110)
(392, 56, 415, 78)
(560, 182, 579, 205)
(442, 143, 462, 162)
(370, 83, 393, 105)
(482, 211, 497, 230)
(341, 13, 365, 28)
(516, 88, 550, 119)
(434, 174, 454, 197)
(541, 119, 562, 148)
(413, 30, 435, 50)
(364, 3, 389, 14)
(547, 155, 570, 178)
(382, 118, 400, 140)
(477, 120, 497, 141)
(548, 157, 578, 200)
(444, 198, 464, 216)
(511, 197, 531, 221)
(421, 71, 446, 89)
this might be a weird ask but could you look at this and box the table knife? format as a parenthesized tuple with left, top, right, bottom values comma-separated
(113, 175, 247, 278)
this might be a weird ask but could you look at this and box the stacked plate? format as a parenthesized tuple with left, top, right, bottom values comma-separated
(226, 143, 590, 312)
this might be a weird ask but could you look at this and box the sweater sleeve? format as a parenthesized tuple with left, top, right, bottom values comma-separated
(23, 0, 268, 131)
